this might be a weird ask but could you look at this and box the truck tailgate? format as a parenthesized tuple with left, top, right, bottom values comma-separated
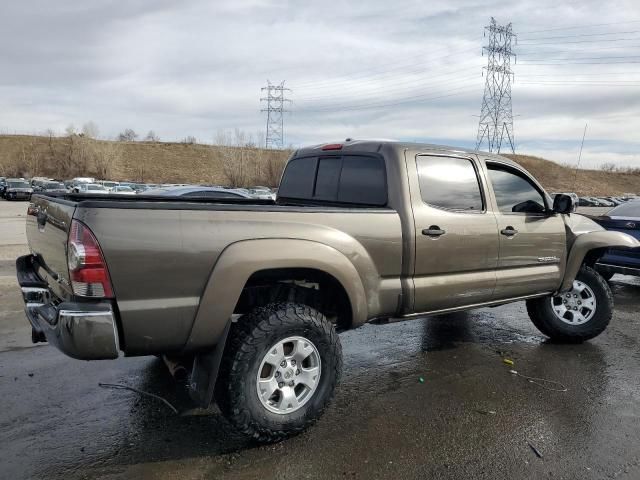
(26, 195, 76, 299)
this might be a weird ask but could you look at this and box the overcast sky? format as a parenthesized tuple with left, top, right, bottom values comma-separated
(2, 0, 640, 169)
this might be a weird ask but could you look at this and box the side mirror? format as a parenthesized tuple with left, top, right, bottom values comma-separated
(553, 193, 575, 214)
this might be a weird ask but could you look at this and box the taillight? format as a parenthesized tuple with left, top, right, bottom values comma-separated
(321, 143, 343, 151)
(68, 220, 114, 298)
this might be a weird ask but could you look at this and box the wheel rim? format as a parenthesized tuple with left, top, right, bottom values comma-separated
(256, 336, 321, 415)
(550, 280, 597, 325)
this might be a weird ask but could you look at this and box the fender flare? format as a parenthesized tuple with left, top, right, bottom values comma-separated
(560, 230, 640, 291)
(184, 238, 369, 351)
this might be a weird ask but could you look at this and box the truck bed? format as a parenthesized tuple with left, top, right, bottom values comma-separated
(25, 193, 404, 355)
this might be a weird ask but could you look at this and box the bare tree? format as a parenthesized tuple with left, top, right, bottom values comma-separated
(600, 163, 617, 172)
(182, 136, 197, 144)
(82, 121, 100, 139)
(263, 152, 288, 187)
(216, 129, 247, 187)
(118, 128, 138, 142)
(65, 124, 77, 136)
(93, 141, 122, 179)
(144, 130, 160, 142)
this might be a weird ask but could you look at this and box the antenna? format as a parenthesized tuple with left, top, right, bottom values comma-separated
(572, 123, 588, 191)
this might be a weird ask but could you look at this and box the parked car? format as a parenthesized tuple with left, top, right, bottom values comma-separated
(4, 178, 33, 200)
(30, 177, 51, 190)
(590, 201, 640, 279)
(34, 181, 67, 194)
(132, 183, 149, 193)
(17, 140, 640, 441)
(144, 186, 253, 198)
(0, 177, 7, 198)
(578, 197, 599, 207)
(248, 186, 277, 200)
(99, 181, 120, 191)
(111, 185, 136, 195)
(593, 197, 614, 207)
(72, 183, 109, 194)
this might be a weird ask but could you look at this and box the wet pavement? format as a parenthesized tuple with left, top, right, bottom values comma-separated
(1, 200, 640, 479)
(0, 274, 639, 479)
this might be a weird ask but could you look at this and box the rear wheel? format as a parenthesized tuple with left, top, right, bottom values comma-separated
(216, 303, 342, 442)
(526, 265, 613, 342)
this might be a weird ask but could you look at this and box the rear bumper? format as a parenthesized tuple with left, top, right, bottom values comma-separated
(17, 255, 120, 360)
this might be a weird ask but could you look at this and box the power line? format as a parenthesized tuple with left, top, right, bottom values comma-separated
(296, 67, 480, 103)
(518, 61, 640, 65)
(294, 85, 480, 113)
(518, 81, 640, 86)
(519, 36, 640, 45)
(293, 46, 479, 90)
(520, 55, 640, 62)
(520, 72, 640, 76)
(519, 19, 640, 35)
(519, 29, 640, 41)
(476, 17, 516, 154)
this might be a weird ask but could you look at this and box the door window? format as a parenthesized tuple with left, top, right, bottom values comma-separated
(487, 164, 547, 214)
(416, 156, 484, 211)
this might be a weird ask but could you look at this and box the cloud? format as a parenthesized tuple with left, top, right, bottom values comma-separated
(0, 0, 639, 168)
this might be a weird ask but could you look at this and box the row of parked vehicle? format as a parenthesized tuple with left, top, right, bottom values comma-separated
(577, 195, 636, 207)
(0, 176, 277, 201)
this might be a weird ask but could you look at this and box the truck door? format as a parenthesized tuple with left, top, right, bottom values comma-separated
(484, 161, 566, 299)
(409, 154, 500, 313)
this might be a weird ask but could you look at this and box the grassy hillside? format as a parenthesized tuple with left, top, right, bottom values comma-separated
(505, 154, 640, 196)
(0, 134, 289, 187)
(0, 134, 637, 195)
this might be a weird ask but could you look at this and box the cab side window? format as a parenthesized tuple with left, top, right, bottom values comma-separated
(487, 164, 546, 214)
(416, 155, 484, 211)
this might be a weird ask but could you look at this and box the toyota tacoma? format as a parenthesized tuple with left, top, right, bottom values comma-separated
(17, 140, 640, 440)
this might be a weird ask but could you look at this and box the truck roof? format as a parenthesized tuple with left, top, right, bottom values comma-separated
(295, 139, 518, 167)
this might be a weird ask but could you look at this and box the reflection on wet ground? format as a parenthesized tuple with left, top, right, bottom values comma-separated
(1, 275, 639, 479)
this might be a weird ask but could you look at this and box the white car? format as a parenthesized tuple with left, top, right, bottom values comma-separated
(74, 183, 109, 194)
(111, 186, 136, 195)
(99, 181, 120, 191)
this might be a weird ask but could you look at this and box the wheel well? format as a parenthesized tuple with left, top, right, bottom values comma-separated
(583, 247, 608, 268)
(234, 268, 353, 331)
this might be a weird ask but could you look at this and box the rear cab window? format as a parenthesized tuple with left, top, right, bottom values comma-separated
(278, 154, 387, 206)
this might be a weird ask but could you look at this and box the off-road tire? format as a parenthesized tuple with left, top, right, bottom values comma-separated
(526, 265, 613, 342)
(215, 303, 342, 442)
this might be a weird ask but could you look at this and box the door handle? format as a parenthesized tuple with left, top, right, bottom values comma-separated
(500, 226, 518, 237)
(422, 226, 446, 237)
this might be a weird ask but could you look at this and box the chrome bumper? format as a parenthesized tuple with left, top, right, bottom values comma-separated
(17, 255, 120, 360)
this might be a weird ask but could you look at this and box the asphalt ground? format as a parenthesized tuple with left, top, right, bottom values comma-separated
(1, 198, 638, 480)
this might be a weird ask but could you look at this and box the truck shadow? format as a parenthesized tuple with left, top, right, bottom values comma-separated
(112, 358, 253, 464)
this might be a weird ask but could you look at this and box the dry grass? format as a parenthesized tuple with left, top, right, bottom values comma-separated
(0, 134, 290, 187)
(505, 154, 640, 196)
(0, 135, 637, 194)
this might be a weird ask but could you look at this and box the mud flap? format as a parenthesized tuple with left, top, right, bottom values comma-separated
(188, 319, 232, 408)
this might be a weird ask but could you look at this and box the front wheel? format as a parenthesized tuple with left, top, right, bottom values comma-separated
(215, 303, 342, 442)
(526, 265, 613, 342)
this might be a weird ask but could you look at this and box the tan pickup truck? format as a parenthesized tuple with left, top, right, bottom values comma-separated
(17, 140, 640, 440)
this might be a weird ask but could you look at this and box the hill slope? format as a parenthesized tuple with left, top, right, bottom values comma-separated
(0, 135, 637, 195)
(505, 154, 639, 196)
